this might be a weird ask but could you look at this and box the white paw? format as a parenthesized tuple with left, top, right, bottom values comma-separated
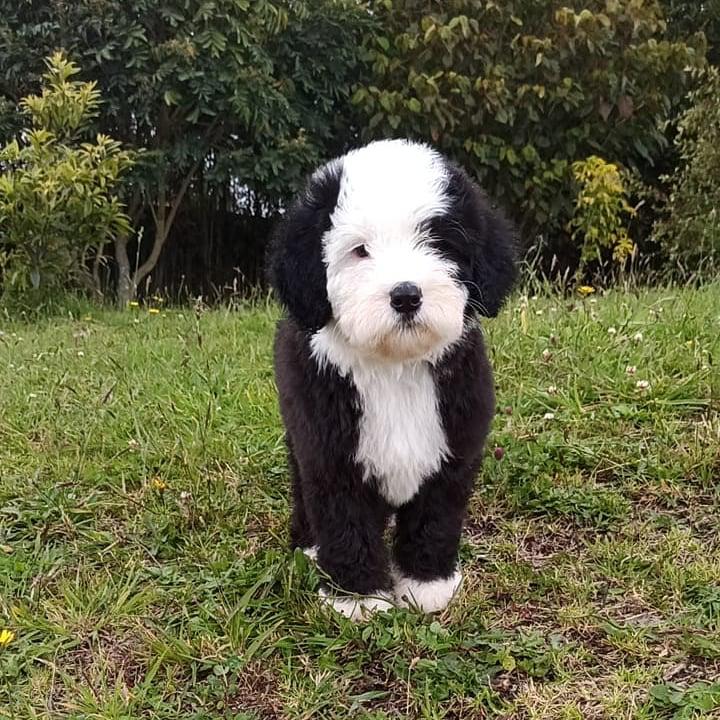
(302, 545, 319, 561)
(393, 568, 463, 613)
(318, 588, 394, 621)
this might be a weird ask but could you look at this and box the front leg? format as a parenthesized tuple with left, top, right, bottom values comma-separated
(391, 461, 476, 613)
(306, 476, 394, 620)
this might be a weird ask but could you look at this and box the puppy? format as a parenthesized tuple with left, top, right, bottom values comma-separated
(268, 139, 517, 619)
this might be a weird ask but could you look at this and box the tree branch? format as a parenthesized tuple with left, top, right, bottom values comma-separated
(131, 119, 223, 286)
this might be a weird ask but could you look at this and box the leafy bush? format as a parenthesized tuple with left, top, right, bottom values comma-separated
(653, 68, 720, 273)
(0, 54, 133, 302)
(569, 156, 635, 270)
(352, 0, 704, 273)
(0, 0, 371, 302)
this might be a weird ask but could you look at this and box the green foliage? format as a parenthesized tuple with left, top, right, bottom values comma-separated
(0, 54, 133, 301)
(0, 0, 371, 300)
(653, 68, 720, 272)
(570, 156, 635, 268)
(660, 0, 719, 64)
(0, 1, 368, 207)
(353, 0, 704, 265)
(649, 681, 720, 718)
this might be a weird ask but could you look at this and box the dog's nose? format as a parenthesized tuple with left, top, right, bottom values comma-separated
(390, 282, 423, 315)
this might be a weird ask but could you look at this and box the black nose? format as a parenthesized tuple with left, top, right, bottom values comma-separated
(390, 282, 423, 315)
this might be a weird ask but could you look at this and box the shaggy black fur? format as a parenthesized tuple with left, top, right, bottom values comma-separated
(268, 160, 343, 331)
(269, 149, 517, 598)
(425, 162, 518, 318)
(274, 319, 394, 594)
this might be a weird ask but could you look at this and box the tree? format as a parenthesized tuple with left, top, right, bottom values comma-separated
(660, 0, 720, 64)
(0, 54, 133, 302)
(352, 0, 704, 270)
(653, 68, 720, 271)
(0, 0, 371, 303)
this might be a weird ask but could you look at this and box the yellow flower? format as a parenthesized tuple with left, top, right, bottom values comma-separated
(128, 301, 140, 308)
(148, 308, 160, 315)
(577, 285, 595, 297)
(0, 629, 15, 647)
(152, 477, 168, 492)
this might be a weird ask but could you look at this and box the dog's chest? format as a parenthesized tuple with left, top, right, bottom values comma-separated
(351, 362, 449, 506)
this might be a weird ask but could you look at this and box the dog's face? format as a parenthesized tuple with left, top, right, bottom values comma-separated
(270, 140, 517, 362)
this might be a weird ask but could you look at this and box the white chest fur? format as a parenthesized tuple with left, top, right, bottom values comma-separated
(311, 328, 449, 506)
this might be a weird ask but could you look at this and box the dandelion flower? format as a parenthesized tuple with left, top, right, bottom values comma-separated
(578, 286, 595, 297)
(0, 629, 15, 647)
(148, 308, 160, 315)
(152, 477, 168, 492)
(128, 301, 139, 308)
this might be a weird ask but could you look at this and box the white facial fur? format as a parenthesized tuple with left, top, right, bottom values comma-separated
(321, 139, 468, 363)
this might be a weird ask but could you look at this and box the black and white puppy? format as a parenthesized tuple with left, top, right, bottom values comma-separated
(269, 139, 517, 619)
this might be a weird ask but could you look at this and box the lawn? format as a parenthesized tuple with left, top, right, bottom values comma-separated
(1, 284, 719, 720)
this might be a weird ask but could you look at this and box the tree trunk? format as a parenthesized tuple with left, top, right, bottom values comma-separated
(115, 234, 133, 306)
(111, 117, 222, 306)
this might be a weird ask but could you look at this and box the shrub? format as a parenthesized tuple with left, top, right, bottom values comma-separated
(352, 0, 704, 274)
(653, 68, 720, 274)
(0, 53, 133, 303)
(569, 156, 635, 272)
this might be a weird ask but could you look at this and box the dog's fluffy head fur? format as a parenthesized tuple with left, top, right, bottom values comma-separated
(269, 139, 517, 362)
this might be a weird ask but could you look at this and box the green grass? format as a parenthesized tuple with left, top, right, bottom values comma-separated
(1, 284, 719, 719)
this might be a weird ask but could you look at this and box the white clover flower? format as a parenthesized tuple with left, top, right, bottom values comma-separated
(542, 349, 552, 361)
(626, 365, 637, 376)
(547, 385, 558, 395)
(608, 327, 617, 336)
(633, 332, 644, 344)
(636, 380, 651, 391)
(543, 412, 556, 420)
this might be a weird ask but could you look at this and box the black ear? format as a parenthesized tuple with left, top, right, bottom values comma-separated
(443, 164, 519, 317)
(267, 160, 343, 331)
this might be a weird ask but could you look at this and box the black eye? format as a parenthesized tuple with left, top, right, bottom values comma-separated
(352, 245, 369, 259)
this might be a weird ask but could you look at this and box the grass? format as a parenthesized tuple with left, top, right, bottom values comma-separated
(1, 284, 719, 719)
